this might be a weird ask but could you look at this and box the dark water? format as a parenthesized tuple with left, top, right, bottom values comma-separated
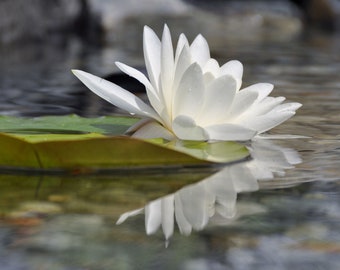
(0, 27, 340, 269)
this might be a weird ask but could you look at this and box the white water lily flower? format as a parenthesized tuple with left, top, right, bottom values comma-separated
(73, 25, 301, 141)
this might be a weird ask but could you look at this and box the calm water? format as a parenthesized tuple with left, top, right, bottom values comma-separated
(0, 27, 340, 269)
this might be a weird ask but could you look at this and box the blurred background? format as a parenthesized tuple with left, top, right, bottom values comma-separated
(0, 0, 339, 117)
(1, 2, 340, 269)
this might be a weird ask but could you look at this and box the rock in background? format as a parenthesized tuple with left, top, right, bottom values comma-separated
(0, 0, 338, 47)
(0, 0, 85, 44)
(87, 0, 303, 46)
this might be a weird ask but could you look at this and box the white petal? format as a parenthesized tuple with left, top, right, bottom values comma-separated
(204, 123, 257, 141)
(203, 59, 220, 77)
(145, 199, 162, 235)
(72, 70, 160, 121)
(131, 121, 175, 141)
(255, 134, 309, 139)
(174, 193, 192, 235)
(243, 102, 301, 133)
(173, 63, 205, 120)
(115, 62, 154, 93)
(143, 26, 161, 90)
(125, 118, 151, 135)
(203, 72, 215, 85)
(243, 111, 297, 133)
(204, 170, 237, 218)
(228, 89, 259, 119)
(242, 83, 274, 101)
(247, 162, 274, 180)
(175, 33, 189, 62)
(220, 60, 243, 90)
(230, 165, 259, 192)
(115, 62, 163, 115)
(161, 195, 175, 240)
(281, 148, 302, 165)
(248, 140, 299, 178)
(244, 96, 285, 117)
(252, 145, 294, 170)
(173, 45, 192, 95)
(160, 25, 175, 116)
(272, 102, 302, 113)
(190, 34, 210, 67)
(172, 115, 208, 140)
(116, 208, 143, 224)
(177, 184, 211, 230)
(198, 75, 237, 125)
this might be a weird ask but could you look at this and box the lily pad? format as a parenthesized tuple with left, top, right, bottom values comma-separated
(0, 115, 139, 135)
(0, 116, 249, 172)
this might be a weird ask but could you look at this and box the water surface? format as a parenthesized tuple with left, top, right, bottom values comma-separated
(0, 27, 339, 269)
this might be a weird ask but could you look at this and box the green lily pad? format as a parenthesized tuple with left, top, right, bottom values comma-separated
(0, 115, 249, 172)
(0, 114, 139, 135)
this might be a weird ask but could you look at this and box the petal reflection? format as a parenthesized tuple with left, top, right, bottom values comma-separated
(117, 139, 302, 240)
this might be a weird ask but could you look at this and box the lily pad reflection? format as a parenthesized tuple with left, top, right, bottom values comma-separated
(117, 139, 302, 240)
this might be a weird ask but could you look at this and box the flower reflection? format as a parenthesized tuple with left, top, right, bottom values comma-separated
(116, 139, 301, 239)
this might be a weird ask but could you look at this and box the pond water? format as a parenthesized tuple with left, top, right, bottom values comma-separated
(0, 25, 340, 269)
